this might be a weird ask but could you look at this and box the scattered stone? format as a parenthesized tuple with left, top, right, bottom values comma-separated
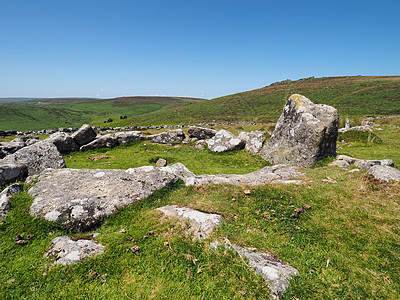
(348, 169, 360, 173)
(0, 162, 28, 186)
(194, 140, 207, 150)
(238, 131, 266, 154)
(210, 242, 298, 299)
(0, 183, 23, 219)
(367, 165, 400, 182)
(244, 189, 251, 195)
(187, 126, 217, 139)
(114, 131, 145, 144)
(157, 205, 223, 240)
(148, 230, 154, 236)
(46, 132, 79, 153)
(14, 234, 27, 245)
(329, 155, 395, 170)
(259, 94, 339, 168)
(156, 158, 167, 167)
(29, 166, 179, 230)
(71, 124, 97, 146)
(80, 134, 119, 151)
(2, 141, 65, 177)
(302, 204, 311, 210)
(89, 271, 101, 279)
(127, 245, 140, 255)
(206, 130, 245, 152)
(345, 118, 351, 130)
(44, 236, 105, 265)
(163, 242, 169, 247)
(147, 129, 185, 144)
(27, 234, 35, 240)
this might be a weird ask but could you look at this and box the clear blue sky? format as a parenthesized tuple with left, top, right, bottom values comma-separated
(1, 0, 399, 99)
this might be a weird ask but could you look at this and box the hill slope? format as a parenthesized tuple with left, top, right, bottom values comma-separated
(129, 76, 400, 125)
(0, 96, 204, 131)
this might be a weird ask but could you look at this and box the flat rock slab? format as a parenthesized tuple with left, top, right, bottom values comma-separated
(29, 167, 178, 231)
(157, 205, 222, 240)
(367, 165, 400, 182)
(329, 155, 395, 170)
(210, 242, 298, 299)
(45, 236, 104, 265)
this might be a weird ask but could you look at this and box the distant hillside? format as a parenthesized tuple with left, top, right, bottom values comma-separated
(0, 96, 205, 131)
(129, 76, 400, 125)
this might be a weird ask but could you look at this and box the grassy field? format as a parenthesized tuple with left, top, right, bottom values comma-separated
(0, 96, 205, 131)
(1, 117, 399, 299)
(129, 76, 400, 126)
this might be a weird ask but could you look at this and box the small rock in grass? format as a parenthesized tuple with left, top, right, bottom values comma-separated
(244, 189, 251, 195)
(14, 235, 27, 245)
(156, 158, 167, 167)
(302, 204, 311, 210)
(127, 245, 140, 255)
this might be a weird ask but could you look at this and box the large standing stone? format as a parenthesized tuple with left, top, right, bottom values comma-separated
(2, 141, 65, 176)
(157, 205, 222, 240)
(44, 236, 104, 265)
(0, 162, 28, 186)
(260, 94, 339, 167)
(80, 134, 119, 151)
(46, 132, 79, 153)
(114, 131, 145, 144)
(187, 126, 217, 139)
(29, 167, 179, 230)
(71, 124, 97, 146)
(238, 131, 266, 155)
(0, 183, 23, 219)
(147, 129, 185, 144)
(367, 165, 400, 182)
(206, 130, 245, 152)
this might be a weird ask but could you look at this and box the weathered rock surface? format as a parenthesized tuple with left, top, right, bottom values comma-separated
(329, 155, 395, 170)
(80, 134, 119, 151)
(156, 158, 167, 167)
(157, 205, 222, 240)
(238, 131, 266, 155)
(44, 236, 104, 265)
(260, 94, 339, 168)
(29, 167, 179, 230)
(46, 132, 79, 153)
(147, 129, 185, 144)
(206, 130, 245, 152)
(210, 242, 298, 299)
(0, 162, 28, 186)
(0, 183, 23, 219)
(114, 131, 145, 144)
(195, 140, 207, 150)
(2, 141, 65, 176)
(71, 124, 97, 146)
(0, 141, 27, 158)
(187, 126, 217, 140)
(367, 165, 400, 182)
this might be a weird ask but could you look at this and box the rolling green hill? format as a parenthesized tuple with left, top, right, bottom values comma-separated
(129, 76, 400, 125)
(0, 96, 204, 131)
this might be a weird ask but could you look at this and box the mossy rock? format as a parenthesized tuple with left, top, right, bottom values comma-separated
(338, 130, 382, 144)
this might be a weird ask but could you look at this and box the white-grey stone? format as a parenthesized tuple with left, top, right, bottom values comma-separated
(206, 130, 245, 152)
(44, 236, 104, 265)
(0, 141, 27, 158)
(71, 124, 97, 146)
(195, 140, 207, 150)
(114, 131, 145, 144)
(260, 94, 339, 168)
(157, 205, 222, 240)
(80, 134, 119, 151)
(329, 155, 395, 170)
(238, 131, 266, 154)
(147, 129, 185, 144)
(367, 165, 400, 182)
(46, 132, 79, 153)
(0, 183, 23, 219)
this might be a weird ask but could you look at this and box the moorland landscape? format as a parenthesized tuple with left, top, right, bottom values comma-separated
(0, 75, 399, 299)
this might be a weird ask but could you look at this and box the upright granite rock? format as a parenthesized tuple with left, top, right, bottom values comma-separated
(114, 131, 145, 144)
(46, 132, 79, 153)
(71, 124, 97, 146)
(147, 129, 185, 144)
(260, 94, 339, 167)
(29, 167, 179, 230)
(187, 126, 217, 140)
(2, 141, 65, 176)
(80, 134, 119, 151)
(45, 236, 104, 265)
(238, 131, 266, 155)
(367, 165, 400, 182)
(0, 162, 28, 186)
(206, 130, 245, 152)
(0, 183, 23, 219)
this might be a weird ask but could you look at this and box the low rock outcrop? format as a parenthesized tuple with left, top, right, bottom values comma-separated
(0, 162, 28, 186)
(187, 126, 217, 140)
(29, 167, 179, 230)
(45, 236, 104, 265)
(157, 205, 222, 240)
(147, 129, 185, 144)
(195, 140, 206, 150)
(329, 155, 395, 170)
(80, 134, 119, 151)
(0, 141, 27, 158)
(206, 130, 245, 152)
(367, 165, 400, 182)
(260, 94, 339, 168)
(0, 183, 23, 219)
(2, 141, 65, 176)
(71, 124, 97, 146)
(46, 132, 79, 153)
(114, 131, 145, 144)
(238, 131, 266, 154)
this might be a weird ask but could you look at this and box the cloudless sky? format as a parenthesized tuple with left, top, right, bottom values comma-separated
(1, 0, 399, 99)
